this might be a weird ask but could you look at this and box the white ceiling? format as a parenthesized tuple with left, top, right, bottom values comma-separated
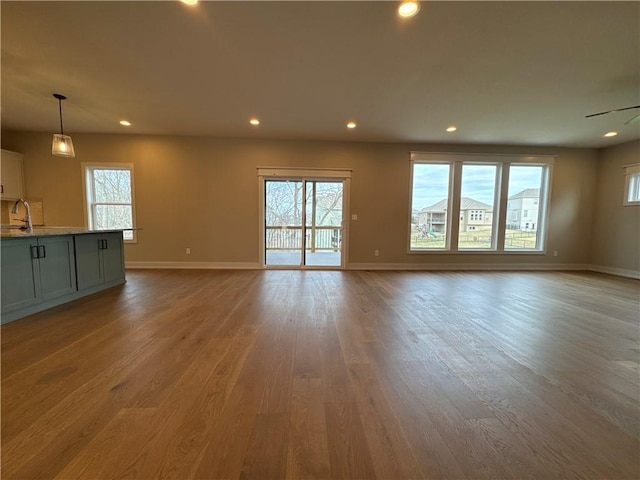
(2, 1, 639, 148)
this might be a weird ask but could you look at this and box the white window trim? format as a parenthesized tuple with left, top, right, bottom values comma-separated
(408, 152, 554, 254)
(81, 162, 137, 243)
(623, 163, 640, 206)
(458, 161, 500, 251)
(257, 167, 352, 179)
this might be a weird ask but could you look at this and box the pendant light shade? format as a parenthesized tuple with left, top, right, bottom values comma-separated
(52, 134, 75, 157)
(51, 93, 75, 157)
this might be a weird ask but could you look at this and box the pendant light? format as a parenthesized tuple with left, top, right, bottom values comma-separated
(51, 93, 75, 157)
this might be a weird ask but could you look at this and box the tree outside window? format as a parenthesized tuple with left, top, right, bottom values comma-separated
(84, 165, 136, 241)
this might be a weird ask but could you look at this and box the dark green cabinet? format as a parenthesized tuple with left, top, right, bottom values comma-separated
(1, 237, 40, 312)
(75, 232, 125, 291)
(39, 235, 78, 300)
(1, 235, 76, 314)
(1, 231, 126, 323)
(101, 232, 125, 283)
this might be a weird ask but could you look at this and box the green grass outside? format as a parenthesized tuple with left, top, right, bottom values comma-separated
(411, 228, 537, 250)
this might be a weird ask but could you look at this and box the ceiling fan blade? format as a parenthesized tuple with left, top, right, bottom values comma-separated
(585, 105, 640, 118)
(624, 113, 640, 125)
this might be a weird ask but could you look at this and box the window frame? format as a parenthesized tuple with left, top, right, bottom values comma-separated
(623, 164, 640, 206)
(408, 160, 454, 251)
(457, 162, 500, 251)
(82, 162, 137, 243)
(408, 152, 554, 254)
(504, 163, 551, 252)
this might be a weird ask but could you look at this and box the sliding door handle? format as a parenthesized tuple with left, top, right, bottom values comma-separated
(38, 245, 46, 258)
(30, 245, 39, 259)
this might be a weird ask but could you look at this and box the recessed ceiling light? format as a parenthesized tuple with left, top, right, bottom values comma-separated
(119, 120, 131, 127)
(250, 118, 260, 126)
(398, 1, 420, 18)
(604, 131, 618, 137)
(346, 121, 357, 129)
(180, 0, 198, 6)
(446, 126, 457, 132)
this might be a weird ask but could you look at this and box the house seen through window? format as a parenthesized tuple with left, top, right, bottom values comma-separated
(83, 164, 136, 241)
(458, 164, 497, 249)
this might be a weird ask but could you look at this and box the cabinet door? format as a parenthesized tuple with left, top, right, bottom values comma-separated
(1, 238, 40, 314)
(101, 232, 125, 283)
(75, 234, 103, 290)
(0, 149, 25, 200)
(38, 235, 77, 301)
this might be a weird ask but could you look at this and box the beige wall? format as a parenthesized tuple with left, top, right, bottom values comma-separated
(590, 140, 640, 275)
(1, 131, 600, 268)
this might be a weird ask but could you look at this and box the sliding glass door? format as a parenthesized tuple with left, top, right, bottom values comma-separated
(265, 180, 304, 266)
(264, 179, 344, 268)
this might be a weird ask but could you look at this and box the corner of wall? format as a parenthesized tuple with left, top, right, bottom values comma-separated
(589, 140, 640, 274)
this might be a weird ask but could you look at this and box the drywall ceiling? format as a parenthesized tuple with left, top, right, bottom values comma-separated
(1, 1, 639, 148)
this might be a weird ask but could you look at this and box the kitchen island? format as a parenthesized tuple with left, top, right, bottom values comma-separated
(1, 228, 128, 323)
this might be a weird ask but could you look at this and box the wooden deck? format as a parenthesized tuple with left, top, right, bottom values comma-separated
(266, 250, 342, 267)
(2, 269, 639, 479)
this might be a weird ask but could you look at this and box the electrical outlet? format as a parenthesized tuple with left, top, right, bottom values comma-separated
(553, 250, 558, 257)
(374, 249, 379, 257)
(186, 248, 191, 255)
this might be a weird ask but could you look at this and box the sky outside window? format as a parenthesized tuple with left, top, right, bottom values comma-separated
(411, 163, 450, 211)
(458, 164, 497, 249)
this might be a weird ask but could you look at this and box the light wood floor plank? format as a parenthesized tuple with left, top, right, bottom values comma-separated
(2, 269, 638, 479)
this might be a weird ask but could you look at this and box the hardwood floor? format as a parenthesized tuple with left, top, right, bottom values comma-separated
(2, 269, 639, 479)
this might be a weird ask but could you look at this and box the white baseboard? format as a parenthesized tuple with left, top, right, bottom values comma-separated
(124, 261, 638, 280)
(348, 262, 589, 271)
(125, 261, 261, 270)
(588, 264, 640, 280)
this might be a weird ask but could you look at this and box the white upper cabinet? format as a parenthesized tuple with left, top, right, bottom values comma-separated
(0, 149, 25, 200)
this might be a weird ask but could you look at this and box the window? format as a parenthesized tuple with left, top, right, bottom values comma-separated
(83, 164, 136, 241)
(505, 165, 546, 250)
(459, 164, 497, 249)
(469, 210, 484, 221)
(624, 164, 640, 205)
(410, 163, 451, 250)
(409, 153, 552, 253)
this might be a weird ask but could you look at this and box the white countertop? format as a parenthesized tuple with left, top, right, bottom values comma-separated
(0, 227, 139, 239)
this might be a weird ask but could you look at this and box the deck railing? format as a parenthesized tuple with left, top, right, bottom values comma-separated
(265, 226, 342, 251)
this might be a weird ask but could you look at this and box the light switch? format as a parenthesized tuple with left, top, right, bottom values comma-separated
(351, 214, 358, 221)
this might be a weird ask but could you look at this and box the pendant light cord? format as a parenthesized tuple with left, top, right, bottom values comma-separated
(58, 97, 65, 135)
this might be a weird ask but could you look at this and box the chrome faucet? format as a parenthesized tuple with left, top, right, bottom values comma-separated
(11, 198, 33, 230)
